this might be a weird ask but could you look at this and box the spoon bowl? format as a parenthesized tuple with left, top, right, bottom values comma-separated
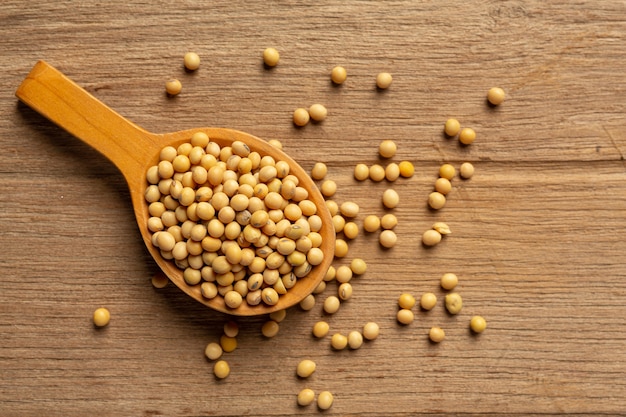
(16, 60, 335, 316)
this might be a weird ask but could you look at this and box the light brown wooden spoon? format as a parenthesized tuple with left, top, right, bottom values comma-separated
(16, 60, 335, 316)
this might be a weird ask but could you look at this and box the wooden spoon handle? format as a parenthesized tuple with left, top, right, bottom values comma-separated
(15, 60, 154, 180)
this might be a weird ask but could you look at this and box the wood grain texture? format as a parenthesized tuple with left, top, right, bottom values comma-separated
(1, 1, 625, 416)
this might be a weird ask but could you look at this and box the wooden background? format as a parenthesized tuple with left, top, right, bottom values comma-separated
(1, 1, 625, 416)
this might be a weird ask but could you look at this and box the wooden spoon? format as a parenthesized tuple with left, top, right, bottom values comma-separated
(16, 60, 335, 316)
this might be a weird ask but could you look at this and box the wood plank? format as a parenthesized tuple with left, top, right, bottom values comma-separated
(1, 0, 625, 415)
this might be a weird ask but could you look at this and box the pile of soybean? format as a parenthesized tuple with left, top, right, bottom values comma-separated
(90, 49, 504, 412)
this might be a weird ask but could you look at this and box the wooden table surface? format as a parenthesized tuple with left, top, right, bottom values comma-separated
(1, 1, 625, 416)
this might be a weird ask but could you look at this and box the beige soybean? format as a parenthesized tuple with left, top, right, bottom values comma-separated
(444, 118, 461, 136)
(309, 104, 328, 122)
(296, 359, 316, 378)
(380, 213, 397, 230)
(470, 315, 487, 333)
(429, 327, 445, 343)
(331, 66, 347, 84)
(369, 164, 385, 182)
(398, 293, 416, 309)
(269, 309, 287, 323)
(445, 293, 463, 314)
(350, 258, 367, 275)
(165, 79, 182, 96)
(460, 162, 475, 179)
(317, 391, 334, 410)
(376, 72, 393, 89)
(420, 292, 437, 310)
(379, 140, 397, 158)
(323, 296, 341, 314)
(293, 108, 310, 127)
(310, 162, 328, 180)
(321, 180, 337, 197)
(340, 201, 359, 218)
(385, 163, 400, 181)
(362, 322, 380, 340)
(334, 239, 349, 258)
(263, 47, 280, 67)
(299, 294, 316, 311)
(428, 192, 446, 210)
(435, 177, 452, 195)
(396, 308, 414, 325)
(184, 52, 200, 71)
(343, 222, 359, 240)
(335, 265, 353, 283)
(354, 163, 370, 181)
(313, 321, 330, 338)
(363, 215, 381, 232)
(487, 87, 505, 105)
(204, 342, 223, 360)
(459, 127, 476, 145)
(297, 388, 316, 406)
(440, 273, 458, 290)
(382, 189, 400, 209)
(93, 307, 110, 327)
(348, 330, 364, 349)
(213, 360, 230, 379)
(338, 283, 353, 301)
(331, 333, 348, 350)
(379, 230, 397, 248)
(261, 320, 280, 337)
(439, 163, 456, 180)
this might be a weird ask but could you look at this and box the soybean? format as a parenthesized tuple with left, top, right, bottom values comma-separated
(369, 164, 386, 182)
(398, 161, 414, 178)
(379, 230, 397, 248)
(428, 192, 446, 210)
(313, 321, 330, 338)
(165, 79, 182, 96)
(440, 273, 458, 290)
(205, 342, 223, 360)
(376, 72, 393, 89)
(309, 104, 328, 122)
(293, 108, 310, 127)
(298, 388, 316, 406)
(296, 359, 316, 378)
(459, 127, 476, 145)
(323, 296, 341, 314)
(460, 162, 475, 179)
(363, 215, 381, 232)
(487, 87, 505, 105)
(263, 47, 280, 67)
(262, 320, 280, 338)
(429, 327, 445, 343)
(317, 391, 334, 410)
(379, 140, 397, 158)
(93, 307, 110, 327)
(331, 333, 348, 350)
(444, 118, 461, 136)
(348, 330, 363, 349)
(396, 309, 414, 325)
(398, 293, 416, 309)
(445, 293, 463, 314)
(184, 52, 200, 70)
(213, 360, 230, 379)
(382, 189, 400, 209)
(362, 322, 380, 340)
(331, 66, 347, 84)
(311, 162, 328, 180)
(420, 292, 437, 310)
(470, 315, 487, 333)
